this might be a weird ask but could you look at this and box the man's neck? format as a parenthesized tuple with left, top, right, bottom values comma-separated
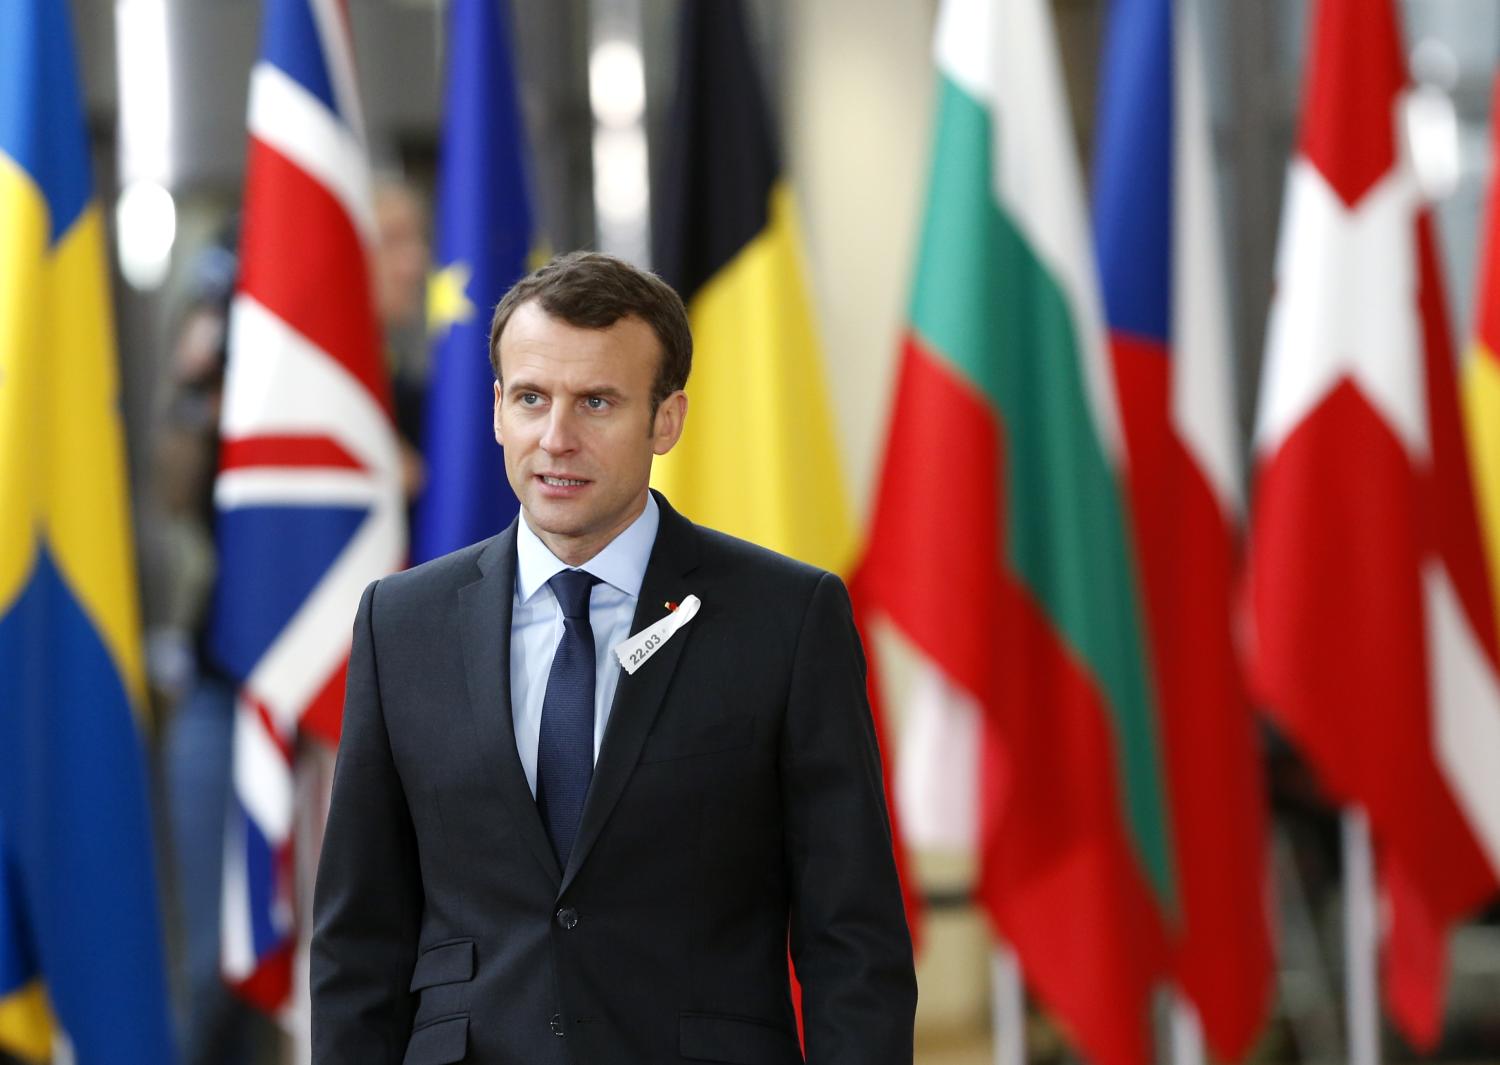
(522, 492, 650, 567)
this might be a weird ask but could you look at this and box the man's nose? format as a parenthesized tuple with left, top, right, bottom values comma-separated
(540, 407, 579, 454)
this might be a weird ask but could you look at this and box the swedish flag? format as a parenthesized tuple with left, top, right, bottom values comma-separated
(0, 2, 177, 1061)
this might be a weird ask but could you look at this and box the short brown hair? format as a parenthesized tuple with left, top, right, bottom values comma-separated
(488, 251, 692, 412)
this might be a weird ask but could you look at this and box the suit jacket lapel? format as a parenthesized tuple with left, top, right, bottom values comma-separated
(560, 493, 701, 894)
(457, 523, 563, 885)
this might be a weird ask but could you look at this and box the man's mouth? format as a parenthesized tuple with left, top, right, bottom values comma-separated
(539, 475, 589, 487)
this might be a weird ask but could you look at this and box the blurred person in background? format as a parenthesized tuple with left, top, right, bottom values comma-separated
(150, 230, 276, 1065)
(148, 180, 430, 1064)
(371, 176, 433, 516)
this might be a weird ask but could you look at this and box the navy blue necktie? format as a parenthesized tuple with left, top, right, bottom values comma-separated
(536, 569, 599, 866)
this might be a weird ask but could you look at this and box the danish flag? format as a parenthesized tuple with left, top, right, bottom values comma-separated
(208, 0, 406, 1010)
(1247, 0, 1500, 1044)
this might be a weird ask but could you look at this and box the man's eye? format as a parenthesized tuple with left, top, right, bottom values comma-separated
(584, 396, 609, 411)
(519, 393, 542, 406)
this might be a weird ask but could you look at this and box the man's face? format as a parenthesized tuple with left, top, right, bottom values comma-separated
(494, 300, 686, 564)
(372, 186, 429, 330)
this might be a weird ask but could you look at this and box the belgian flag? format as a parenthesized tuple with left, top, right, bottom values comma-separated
(651, 0, 853, 575)
(651, 1, 921, 983)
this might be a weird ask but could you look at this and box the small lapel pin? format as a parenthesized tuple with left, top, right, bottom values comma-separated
(664, 600, 679, 612)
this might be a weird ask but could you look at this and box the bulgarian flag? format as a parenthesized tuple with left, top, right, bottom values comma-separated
(1092, 0, 1272, 1056)
(1248, 0, 1500, 1046)
(853, 1, 1174, 1063)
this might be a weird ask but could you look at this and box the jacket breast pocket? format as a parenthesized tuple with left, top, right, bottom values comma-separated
(639, 713, 754, 764)
(679, 1012, 801, 1064)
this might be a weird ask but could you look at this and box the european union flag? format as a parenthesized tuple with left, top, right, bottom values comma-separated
(0, 1, 177, 1061)
(414, 0, 533, 562)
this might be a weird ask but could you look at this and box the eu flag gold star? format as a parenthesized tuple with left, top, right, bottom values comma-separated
(427, 262, 476, 337)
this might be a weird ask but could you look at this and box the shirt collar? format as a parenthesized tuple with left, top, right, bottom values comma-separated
(514, 492, 659, 605)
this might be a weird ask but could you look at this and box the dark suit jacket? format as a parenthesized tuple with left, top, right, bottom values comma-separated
(311, 492, 916, 1065)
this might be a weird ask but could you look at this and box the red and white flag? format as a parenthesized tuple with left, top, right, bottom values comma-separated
(1247, 0, 1500, 1045)
(1092, 0, 1273, 1054)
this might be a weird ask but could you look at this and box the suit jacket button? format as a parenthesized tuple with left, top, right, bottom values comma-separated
(550, 1014, 565, 1037)
(556, 907, 579, 930)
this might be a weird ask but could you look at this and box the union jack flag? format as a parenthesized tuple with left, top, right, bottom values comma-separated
(208, 0, 405, 1011)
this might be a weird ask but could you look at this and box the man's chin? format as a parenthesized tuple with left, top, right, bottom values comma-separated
(520, 499, 589, 538)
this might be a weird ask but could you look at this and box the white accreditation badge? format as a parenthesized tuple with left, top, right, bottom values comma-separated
(613, 595, 701, 675)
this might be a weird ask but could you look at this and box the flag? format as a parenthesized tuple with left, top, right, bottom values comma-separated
(1467, 75, 1500, 661)
(652, 0, 919, 1011)
(853, 1, 1174, 1063)
(650, 0, 854, 577)
(1247, 0, 1500, 1046)
(0, 1, 177, 1061)
(1092, 0, 1273, 1055)
(210, 0, 406, 1011)
(413, 0, 529, 563)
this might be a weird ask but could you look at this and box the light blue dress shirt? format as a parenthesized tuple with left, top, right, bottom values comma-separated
(510, 493, 660, 798)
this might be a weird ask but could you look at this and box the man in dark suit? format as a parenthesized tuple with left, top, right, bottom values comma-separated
(311, 251, 916, 1065)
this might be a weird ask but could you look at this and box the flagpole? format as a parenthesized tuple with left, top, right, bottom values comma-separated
(991, 943, 1025, 1065)
(1343, 808, 1381, 1065)
(1168, 992, 1205, 1065)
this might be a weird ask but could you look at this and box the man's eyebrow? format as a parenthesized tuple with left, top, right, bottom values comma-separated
(504, 381, 629, 402)
(581, 386, 627, 401)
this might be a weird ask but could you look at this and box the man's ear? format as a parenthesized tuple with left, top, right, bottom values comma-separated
(493, 381, 505, 446)
(651, 391, 688, 455)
